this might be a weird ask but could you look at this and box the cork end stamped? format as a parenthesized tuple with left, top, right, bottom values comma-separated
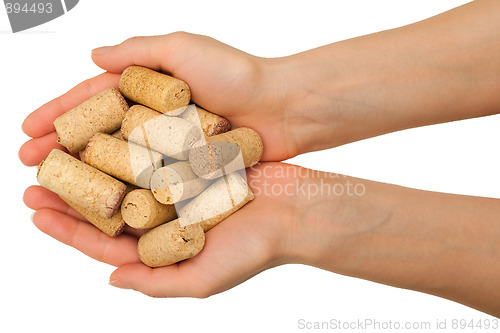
(54, 132, 76, 154)
(111, 223, 126, 237)
(120, 112, 131, 140)
(150, 166, 175, 204)
(163, 81, 191, 115)
(36, 159, 45, 180)
(108, 87, 129, 113)
(208, 118, 232, 137)
(106, 183, 127, 219)
(120, 190, 152, 229)
(82, 135, 96, 163)
(152, 188, 174, 205)
(37, 148, 59, 183)
(189, 140, 243, 180)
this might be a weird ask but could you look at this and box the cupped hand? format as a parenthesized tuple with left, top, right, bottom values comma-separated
(18, 32, 313, 297)
(24, 163, 304, 297)
(20, 32, 300, 167)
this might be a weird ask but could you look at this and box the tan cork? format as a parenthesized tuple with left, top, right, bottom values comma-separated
(54, 87, 128, 153)
(150, 161, 211, 205)
(179, 105, 231, 137)
(178, 172, 254, 232)
(121, 189, 177, 229)
(62, 183, 137, 236)
(138, 219, 205, 267)
(119, 66, 190, 115)
(79, 129, 123, 162)
(110, 129, 124, 140)
(62, 197, 126, 237)
(121, 105, 200, 160)
(189, 127, 263, 180)
(120, 105, 160, 140)
(37, 149, 126, 219)
(83, 133, 163, 189)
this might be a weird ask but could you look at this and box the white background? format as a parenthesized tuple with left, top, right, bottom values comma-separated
(1, 0, 499, 332)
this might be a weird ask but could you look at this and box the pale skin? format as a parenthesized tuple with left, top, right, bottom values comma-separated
(19, 0, 500, 317)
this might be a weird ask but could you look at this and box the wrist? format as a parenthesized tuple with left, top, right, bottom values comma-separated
(278, 169, 394, 267)
(268, 44, 396, 156)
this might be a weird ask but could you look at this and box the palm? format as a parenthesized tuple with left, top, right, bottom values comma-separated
(21, 40, 291, 165)
(24, 163, 297, 296)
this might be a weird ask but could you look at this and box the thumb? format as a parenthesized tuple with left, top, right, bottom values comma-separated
(109, 262, 209, 298)
(91, 32, 191, 75)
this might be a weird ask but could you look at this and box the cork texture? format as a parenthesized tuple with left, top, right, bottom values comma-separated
(37, 149, 126, 219)
(180, 105, 231, 137)
(121, 105, 200, 160)
(207, 127, 263, 167)
(138, 219, 205, 267)
(150, 161, 211, 204)
(121, 189, 177, 229)
(62, 197, 125, 237)
(110, 129, 124, 140)
(119, 66, 191, 115)
(120, 105, 162, 140)
(54, 87, 128, 153)
(189, 127, 263, 180)
(178, 172, 254, 231)
(189, 140, 241, 179)
(84, 133, 163, 189)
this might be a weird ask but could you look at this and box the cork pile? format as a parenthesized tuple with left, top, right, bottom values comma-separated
(37, 66, 263, 267)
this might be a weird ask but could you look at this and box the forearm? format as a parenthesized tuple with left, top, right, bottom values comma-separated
(289, 173, 500, 317)
(277, 0, 500, 154)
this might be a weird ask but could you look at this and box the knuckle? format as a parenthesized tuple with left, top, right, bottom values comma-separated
(166, 31, 194, 48)
(123, 36, 144, 46)
(169, 31, 190, 40)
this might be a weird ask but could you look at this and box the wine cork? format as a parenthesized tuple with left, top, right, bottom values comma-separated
(189, 127, 263, 180)
(37, 149, 126, 219)
(121, 189, 177, 229)
(62, 198, 126, 237)
(110, 129, 124, 140)
(121, 105, 200, 160)
(150, 161, 211, 205)
(61, 183, 137, 236)
(179, 105, 231, 137)
(120, 105, 160, 137)
(178, 172, 254, 231)
(79, 129, 123, 162)
(84, 133, 163, 189)
(54, 87, 128, 153)
(138, 220, 205, 268)
(119, 66, 190, 115)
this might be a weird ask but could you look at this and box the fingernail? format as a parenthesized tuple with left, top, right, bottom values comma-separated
(92, 46, 111, 55)
(109, 280, 131, 290)
(30, 212, 35, 223)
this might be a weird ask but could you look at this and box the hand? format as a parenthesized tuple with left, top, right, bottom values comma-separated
(20, 32, 301, 166)
(24, 163, 305, 297)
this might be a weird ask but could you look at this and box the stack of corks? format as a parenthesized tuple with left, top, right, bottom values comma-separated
(37, 66, 263, 267)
